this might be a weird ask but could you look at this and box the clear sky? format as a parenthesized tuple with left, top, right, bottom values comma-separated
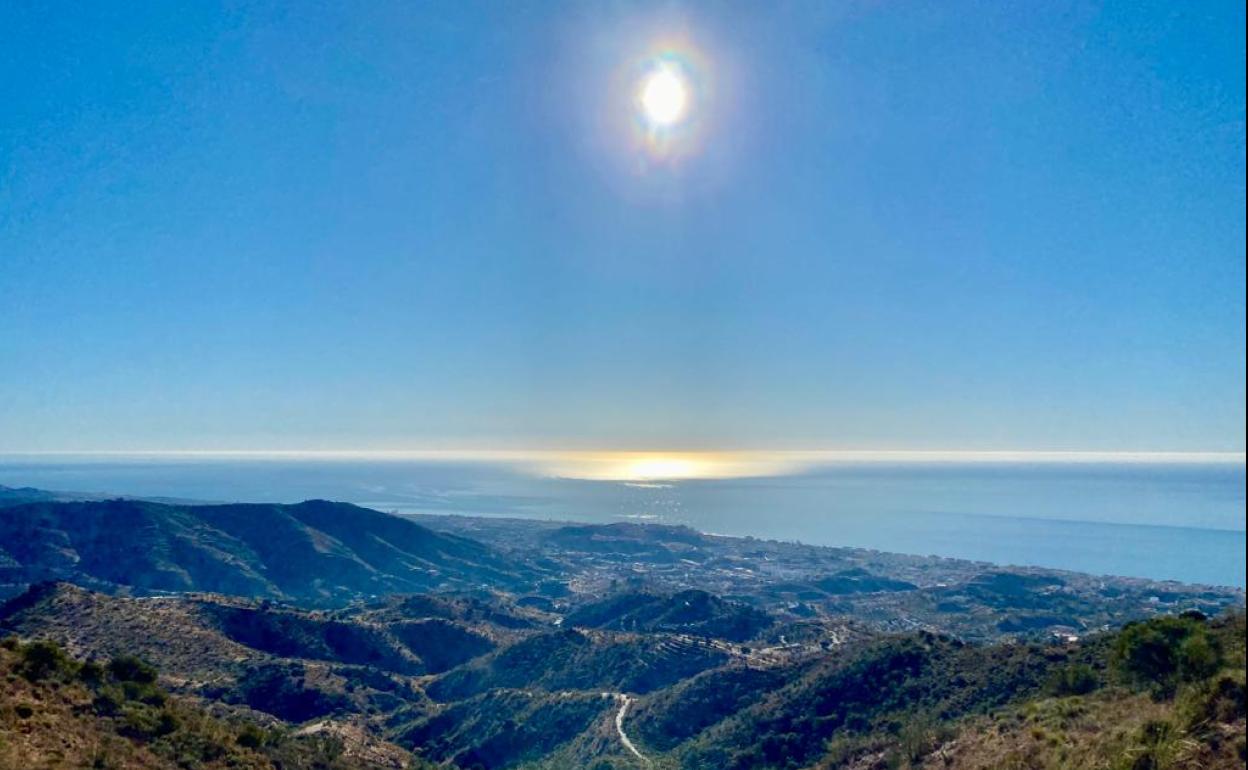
(1, 1, 1244, 453)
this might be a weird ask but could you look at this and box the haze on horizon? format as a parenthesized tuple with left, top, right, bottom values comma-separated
(2, 2, 1245, 455)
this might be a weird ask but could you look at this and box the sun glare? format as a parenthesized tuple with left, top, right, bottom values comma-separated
(528, 452, 806, 482)
(622, 43, 710, 164)
(640, 66, 689, 126)
(620, 456, 703, 480)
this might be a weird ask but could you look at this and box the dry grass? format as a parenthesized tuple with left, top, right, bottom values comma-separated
(1, 643, 197, 769)
(0, 639, 419, 770)
(914, 690, 1244, 770)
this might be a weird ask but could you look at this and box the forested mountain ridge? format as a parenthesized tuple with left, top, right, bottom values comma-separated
(0, 499, 538, 602)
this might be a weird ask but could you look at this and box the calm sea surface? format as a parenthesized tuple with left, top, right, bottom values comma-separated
(1, 457, 1243, 588)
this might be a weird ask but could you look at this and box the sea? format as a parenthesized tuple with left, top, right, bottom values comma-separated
(1, 455, 1243, 589)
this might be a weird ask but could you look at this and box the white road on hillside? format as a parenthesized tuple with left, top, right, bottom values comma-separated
(607, 693, 650, 766)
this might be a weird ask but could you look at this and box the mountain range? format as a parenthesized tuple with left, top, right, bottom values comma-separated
(0, 497, 538, 602)
(0, 489, 1244, 769)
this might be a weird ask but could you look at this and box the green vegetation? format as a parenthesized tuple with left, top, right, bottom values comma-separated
(398, 689, 611, 768)
(428, 629, 727, 702)
(3, 579, 1244, 770)
(0, 636, 425, 770)
(564, 590, 775, 641)
(1112, 614, 1223, 696)
(901, 613, 1246, 770)
(1045, 662, 1101, 696)
(0, 501, 1243, 770)
(0, 498, 539, 602)
(601, 614, 1246, 770)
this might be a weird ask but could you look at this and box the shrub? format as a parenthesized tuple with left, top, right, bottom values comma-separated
(18, 639, 76, 681)
(1112, 617, 1221, 697)
(155, 710, 180, 737)
(896, 717, 955, 763)
(1119, 719, 1185, 770)
(78, 659, 106, 685)
(1176, 634, 1221, 683)
(1046, 663, 1100, 696)
(236, 723, 270, 749)
(122, 680, 167, 706)
(1177, 672, 1247, 730)
(108, 655, 158, 684)
(118, 705, 179, 740)
(93, 686, 126, 716)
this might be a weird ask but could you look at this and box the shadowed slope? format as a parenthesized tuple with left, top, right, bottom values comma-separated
(0, 499, 538, 602)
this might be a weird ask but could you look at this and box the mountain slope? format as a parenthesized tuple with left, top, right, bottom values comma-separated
(0, 635, 422, 769)
(0, 485, 92, 506)
(0, 499, 537, 602)
(0, 582, 538, 723)
(627, 614, 1245, 770)
(426, 627, 730, 702)
(564, 589, 774, 641)
(1, 581, 1243, 770)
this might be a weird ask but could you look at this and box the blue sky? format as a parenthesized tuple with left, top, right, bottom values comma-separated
(1, 1, 1244, 452)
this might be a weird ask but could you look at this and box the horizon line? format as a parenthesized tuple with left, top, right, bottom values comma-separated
(1, 448, 1244, 464)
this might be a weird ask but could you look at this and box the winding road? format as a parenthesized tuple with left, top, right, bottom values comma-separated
(609, 693, 650, 766)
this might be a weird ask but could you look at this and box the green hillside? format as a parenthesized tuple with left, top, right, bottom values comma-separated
(0, 636, 425, 770)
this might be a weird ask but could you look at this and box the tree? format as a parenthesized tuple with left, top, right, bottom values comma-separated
(1112, 616, 1222, 697)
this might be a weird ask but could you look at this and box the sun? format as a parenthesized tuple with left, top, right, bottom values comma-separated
(620, 455, 704, 481)
(639, 65, 689, 127)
